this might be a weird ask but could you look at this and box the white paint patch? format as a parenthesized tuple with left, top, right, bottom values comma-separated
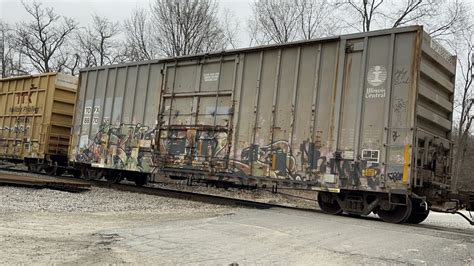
(343, 150, 354, 160)
(140, 140, 152, 148)
(323, 174, 336, 183)
(203, 72, 219, 82)
(79, 135, 89, 148)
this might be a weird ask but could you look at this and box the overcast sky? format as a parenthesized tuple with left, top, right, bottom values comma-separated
(1, 0, 254, 46)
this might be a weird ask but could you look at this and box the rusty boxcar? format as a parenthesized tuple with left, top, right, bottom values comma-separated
(70, 26, 474, 223)
(0, 73, 78, 175)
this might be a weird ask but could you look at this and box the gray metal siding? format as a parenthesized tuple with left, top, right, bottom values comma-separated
(156, 28, 422, 193)
(70, 63, 163, 172)
(70, 26, 456, 193)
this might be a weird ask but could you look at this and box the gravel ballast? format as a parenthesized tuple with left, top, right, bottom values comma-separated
(0, 185, 233, 214)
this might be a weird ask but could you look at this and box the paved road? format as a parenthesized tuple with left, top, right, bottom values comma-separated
(102, 208, 474, 265)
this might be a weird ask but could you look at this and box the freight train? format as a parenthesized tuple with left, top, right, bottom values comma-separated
(0, 73, 78, 175)
(1, 26, 473, 224)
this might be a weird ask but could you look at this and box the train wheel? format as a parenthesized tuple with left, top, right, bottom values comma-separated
(317, 192, 343, 215)
(27, 163, 42, 174)
(406, 198, 430, 224)
(105, 172, 122, 184)
(44, 166, 56, 176)
(377, 195, 412, 224)
(82, 166, 99, 180)
(134, 174, 148, 186)
(72, 170, 82, 179)
(44, 162, 58, 176)
(55, 167, 65, 176)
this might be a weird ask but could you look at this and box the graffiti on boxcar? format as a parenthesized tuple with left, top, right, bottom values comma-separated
(299, 140, 326, 174)
(160, 129, 229, 165)
(392, 130, 401, 142)
(393, 68, 409, 85)
(387, 171, 403, 181)
(76, 123, 155, 172)
(157, 129, 385, 190)
(238, 140, 298, 179)
(392, 97, 408, 127)
(225, 138, 384, 190)
(0, 124, 30, 133)
(15, 117, 30, 123)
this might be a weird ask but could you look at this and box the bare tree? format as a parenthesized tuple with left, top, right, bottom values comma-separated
(221, 8, 240, 49)
(425, 0, 467, 38)
(248, 16, 264, 46)
(0, 21, 26, 77)
(15, 1, 77, 73)
(343, 0, 384, 32)
(57, 49, 80, 75)
(150, 0, 226, 57)
(342, 0, 467, 36)
(249, 0, 339, 44)
(390, 0, 434, 28)
(75, 15, 121, 68)
(123, 8, 160, 61)
(451, 27, 474, 190)
(75, 29, 96, 68)
(250, 0, 301, 44)
(0, 21, 12, 77)
(296, 0, 336, 40)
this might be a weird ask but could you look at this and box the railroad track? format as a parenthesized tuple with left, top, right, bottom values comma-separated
(0, 166, 320, 212)
(2, 166, 473, 230)
(94, 180, 321, 212)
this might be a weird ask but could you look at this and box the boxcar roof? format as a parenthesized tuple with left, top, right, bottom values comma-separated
(79, 25, 428, 72)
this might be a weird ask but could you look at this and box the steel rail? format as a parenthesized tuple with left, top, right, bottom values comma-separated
(0, 166, 320, 212)
(1, 166, 472, 226)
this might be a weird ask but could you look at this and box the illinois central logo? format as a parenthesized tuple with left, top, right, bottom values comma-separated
(367, 65, 387, 86)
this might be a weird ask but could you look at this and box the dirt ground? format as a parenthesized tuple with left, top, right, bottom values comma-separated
(1, 185, 473, 264)
(0, 186, 234, 264)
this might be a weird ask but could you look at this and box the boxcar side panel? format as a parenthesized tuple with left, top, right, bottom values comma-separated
(157, 28, 423, 194)
(70, 63, 163, 173)
(1, 73, 76, 161)
(231, 52, 260, 178)
(158, 56, 236, 171)
(292, 44, 322, 182)
(359, 35, 394, 190)
(253, 49, 279, 177)
(384, 32, 419, 190)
